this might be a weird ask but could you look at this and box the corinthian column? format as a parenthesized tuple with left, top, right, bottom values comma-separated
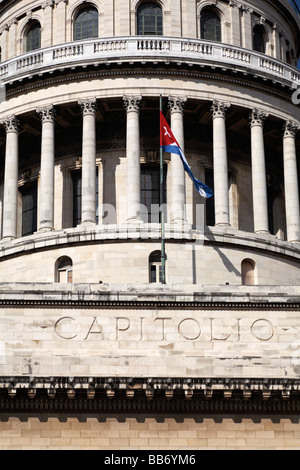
(123, 95, 142, 222)
(283, 121, 300, 242)
(250, 109, 269, 234)
(37, 105, 55, 231)
(169, 96, 187, 223)
(211, 101, 231, 226)
(2, 115, 19, 240)
(78, 98, 97, 225)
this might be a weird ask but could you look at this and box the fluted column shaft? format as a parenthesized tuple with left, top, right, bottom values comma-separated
(250, 109, 269, 234)
(37, 105, 55, 231)
(283, 121, 300, 242)
(2, 115, 19, 239)
(169, 96, 186, 223)
(212, 101, 230, 226)
(124, 96, 142, 222)
(78, 98, 97, 225)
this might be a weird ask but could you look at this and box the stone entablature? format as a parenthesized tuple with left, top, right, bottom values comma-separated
(0, 283, 299, 380)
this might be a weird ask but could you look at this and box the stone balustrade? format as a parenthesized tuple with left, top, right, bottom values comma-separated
(0, 36, 299, 87)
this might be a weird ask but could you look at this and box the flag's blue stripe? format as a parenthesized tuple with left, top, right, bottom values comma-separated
(161, 145, 214, 199)
(161, 144, 181, 156)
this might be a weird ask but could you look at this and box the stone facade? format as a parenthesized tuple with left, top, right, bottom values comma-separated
(0, 0, 299, 451)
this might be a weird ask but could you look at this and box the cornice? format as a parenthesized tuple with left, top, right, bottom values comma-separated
(5, 64, 294, 104)
(0, 298, 299, 309)
(0, 376, 300, 417)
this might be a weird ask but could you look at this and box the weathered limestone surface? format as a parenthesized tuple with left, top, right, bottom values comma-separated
(0, 283, 299, 379)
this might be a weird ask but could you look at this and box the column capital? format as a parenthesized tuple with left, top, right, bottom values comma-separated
(250, 108, 269, 127)
(1, 115, 19, 133)
(284, 120, 300, 138)
(211, 100, 230, 118)
(168, 95, 187, 114)
(78, 98, 97, 116)
(36, 105, 55, 123)
(123, 95, 142, 113)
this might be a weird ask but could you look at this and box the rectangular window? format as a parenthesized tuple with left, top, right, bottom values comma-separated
(205, 168, 215, 226)
(71, 169, 99, 227)
(72, 170, 82, 227)
(20, 181, 38, 236)
(141, 165, 166, 223)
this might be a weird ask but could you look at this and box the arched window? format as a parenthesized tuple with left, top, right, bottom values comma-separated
(56, 257, 73, 283)
(74, 5, 98, 41)
(25, 21, 41, 52)
(149, 250, 164, 283)
(253, 24, 266, 53)
(241, 259, 255, 286)
(137, 2, 163, 36)
(200, 9, 221, 42)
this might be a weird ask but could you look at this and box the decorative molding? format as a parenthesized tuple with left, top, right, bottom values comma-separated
(284, 120, 300, 138)
(0, 298, 298, 309)
(0, 376, 300, 416)
(78, 98, 98, 116)
(1, 114, 19, 133)
(123, 95, 142, 113)
(0, 37, 298, 90)
(211, 100, 230, 117)
(250, 108, 269, 126)
(168, 95, 187, 114)
(36, 104, 55, 123)
(4, 66, 294, 108)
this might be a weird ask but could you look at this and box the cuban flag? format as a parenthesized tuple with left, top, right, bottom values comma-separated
(160, 111, 213, 199)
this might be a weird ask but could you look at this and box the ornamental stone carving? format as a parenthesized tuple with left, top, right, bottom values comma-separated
(211, 100, 230, 118)
(78, 98, 98, 116)
(168, 96, 187, 114)
(250, 108, 269, 127)
(123, 95, 142, 113)
(1, 115, 19, 133)
(36, 105, 55, 123)
(284, 120, 300, 138)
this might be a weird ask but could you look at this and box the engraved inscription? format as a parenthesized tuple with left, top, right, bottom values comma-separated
(53, 315, 276, 343)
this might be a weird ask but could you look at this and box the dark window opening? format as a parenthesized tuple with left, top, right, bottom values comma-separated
(253, 25, 266, 53)
(137, 2, 163, 35)
(74, 6, 98, 40)
(72, 169, 99, 227)
(141, 165, 167, 223)
(267, 180, 281, 236)
(200, 9, 221, 42)
(26, 22, 41, 52)
(205, 168, 215, 226)
(20, 181, 38, 237)
(72, 170, 82, 227)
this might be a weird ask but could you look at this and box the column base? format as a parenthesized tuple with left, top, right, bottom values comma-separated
(214, 223, 231, 229)
(254, 230, 270, 235)
(1, 236, 16, 242)
(126, 218, 143, 224)
(171, 218, 189, 225)
(81, 221, 97, 228)
(38, 226, 54, 233)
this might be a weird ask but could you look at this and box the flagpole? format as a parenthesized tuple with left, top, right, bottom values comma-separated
(159, 95, 166, 284)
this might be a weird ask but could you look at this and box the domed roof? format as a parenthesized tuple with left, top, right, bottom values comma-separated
(287, 0, 300, 16)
